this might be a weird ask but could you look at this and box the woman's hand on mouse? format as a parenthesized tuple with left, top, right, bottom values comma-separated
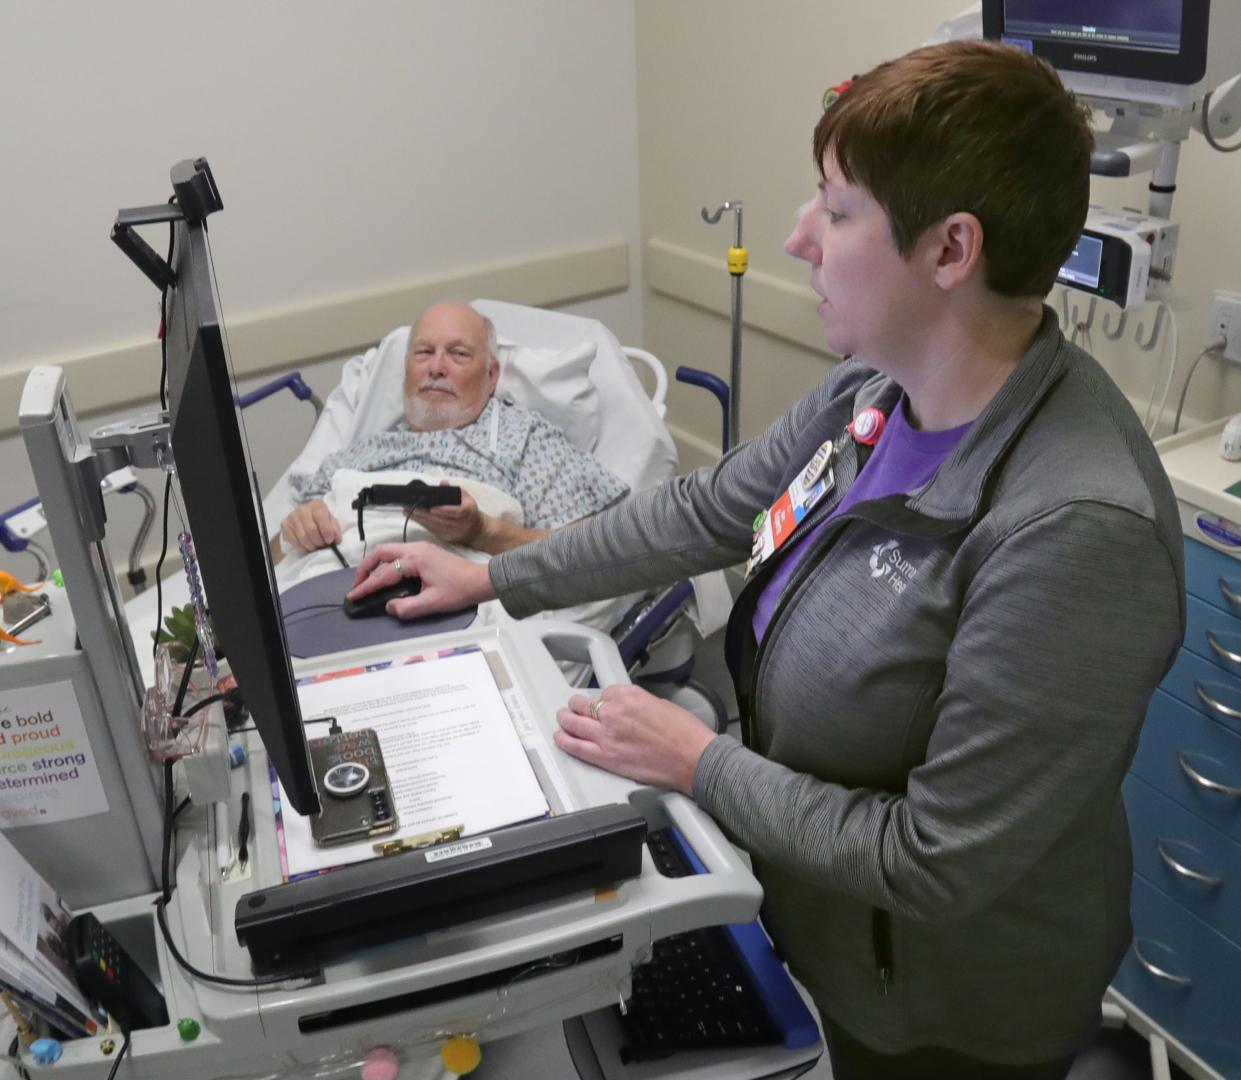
(556, 685, 718, 795)
(350, 542, 496, 619)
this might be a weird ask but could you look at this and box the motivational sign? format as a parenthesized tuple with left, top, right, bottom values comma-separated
(0, 679, 109, 826)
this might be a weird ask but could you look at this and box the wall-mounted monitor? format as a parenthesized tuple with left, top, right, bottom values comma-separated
(983, 0, 1240, 107)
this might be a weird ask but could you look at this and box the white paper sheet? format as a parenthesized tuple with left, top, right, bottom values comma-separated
(277, 649, 549, 879)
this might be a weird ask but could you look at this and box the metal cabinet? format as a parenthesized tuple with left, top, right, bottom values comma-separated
(1114, 537, 1241, 1079)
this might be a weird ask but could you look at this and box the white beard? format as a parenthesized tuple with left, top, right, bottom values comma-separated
(404, 389, 480, 431)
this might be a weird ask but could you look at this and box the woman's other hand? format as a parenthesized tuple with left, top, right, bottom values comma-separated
(556, 685, 718, 795)
(349, 541, 496, 619)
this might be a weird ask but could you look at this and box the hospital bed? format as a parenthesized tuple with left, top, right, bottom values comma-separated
(117, 299, 732, 719)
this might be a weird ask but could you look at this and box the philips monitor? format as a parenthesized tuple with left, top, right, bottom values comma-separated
(982, 1, 1241, 107)
(135, 159, 321, 816)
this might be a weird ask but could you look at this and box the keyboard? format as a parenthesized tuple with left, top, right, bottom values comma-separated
(615, 828, 818, 1063)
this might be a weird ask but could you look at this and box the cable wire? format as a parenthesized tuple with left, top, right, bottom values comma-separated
(152, 474, 173, 661)
(105, 1029, 131, 1080)
(1173, 343, 1226, 434)
(1144, 302, 1180, 436)
(154, 758, 302, 989)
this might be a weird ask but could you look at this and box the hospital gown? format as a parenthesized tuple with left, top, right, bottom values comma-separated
(287, 396, 627, 528)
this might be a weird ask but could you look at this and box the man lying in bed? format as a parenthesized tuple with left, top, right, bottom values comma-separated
(276, 302, 627, 561)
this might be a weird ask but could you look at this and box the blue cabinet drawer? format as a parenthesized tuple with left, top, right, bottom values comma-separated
(1113, 875, 1241, 1078)
(1185, 594, 1241, 679)
(1160, 648, 1241, 738)
(1124, 774, 1241, 946)
(1184, 536, 1241, 616)
(1134, 691, 1241, 842)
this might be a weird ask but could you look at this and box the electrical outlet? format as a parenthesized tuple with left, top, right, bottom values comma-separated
(1208, 290, 1241, 362)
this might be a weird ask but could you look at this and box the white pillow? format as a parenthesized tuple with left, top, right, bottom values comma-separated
(495, 340, 600, 451)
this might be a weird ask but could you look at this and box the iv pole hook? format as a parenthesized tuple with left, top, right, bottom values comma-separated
(701, 201, 744, 247)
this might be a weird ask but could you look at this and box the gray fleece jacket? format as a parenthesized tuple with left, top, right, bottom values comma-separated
(491, 309, 1185, 1064)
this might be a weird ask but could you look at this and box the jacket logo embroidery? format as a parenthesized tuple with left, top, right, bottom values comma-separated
(869, 540, 918, 595)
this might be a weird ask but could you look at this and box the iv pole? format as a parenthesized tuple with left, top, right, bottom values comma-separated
(701, 201, 747, 450)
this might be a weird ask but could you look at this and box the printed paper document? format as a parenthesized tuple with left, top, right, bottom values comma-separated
(277, 649, 548, 878)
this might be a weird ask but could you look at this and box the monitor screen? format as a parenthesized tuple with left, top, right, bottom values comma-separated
(1002, 1, 1183, 54)
(983, 0, 1209, 90)
(159, 162, 321, 816)
(1059, 233, 1104, 289)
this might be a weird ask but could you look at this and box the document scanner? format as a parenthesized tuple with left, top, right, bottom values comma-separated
(236, 803, 649, 976)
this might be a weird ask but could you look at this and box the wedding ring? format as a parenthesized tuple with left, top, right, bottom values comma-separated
(393, 558, 403, 578)
(589, 699, 602, 721)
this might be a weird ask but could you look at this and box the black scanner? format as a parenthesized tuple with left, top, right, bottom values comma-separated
(343, 579, 422, 618)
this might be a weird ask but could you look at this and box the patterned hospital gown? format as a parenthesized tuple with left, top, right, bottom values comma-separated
(287, 396, 628, 529)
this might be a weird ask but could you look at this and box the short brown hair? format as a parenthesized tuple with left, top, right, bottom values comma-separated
(813, 41, 1093, 298)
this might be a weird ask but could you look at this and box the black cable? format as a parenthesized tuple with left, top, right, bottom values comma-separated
(231, 717, 336, 734)
(105, 1028, 131, 1080)
(170, 636, 200, 720)
(159, 204, 176, 410)
(182, 691, 228, 718)
(282, 602, 349, 619)
(174, 794, 192, 820)
(152, 474, 173, 662)
(328, 543, 349, 569)
(154, 745, 302, 989)
(161, 760, 175, 905)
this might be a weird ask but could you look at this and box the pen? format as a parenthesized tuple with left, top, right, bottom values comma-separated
(214, 801, 232, 879)
(237, 791, 252, 873)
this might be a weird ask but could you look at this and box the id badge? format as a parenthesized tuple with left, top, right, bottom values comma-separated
(746, 439, 836, 577)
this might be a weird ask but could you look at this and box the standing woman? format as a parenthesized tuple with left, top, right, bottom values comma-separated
(353, 42, 1185, 1078)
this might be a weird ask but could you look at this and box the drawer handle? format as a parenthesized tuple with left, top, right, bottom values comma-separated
(1156, 840, 1223, 887)
(1132, 942, 1193, 987)
(1192, 682, 1241, 722)
(1220, 579, 1241, 609)
(1177, 751, 1241, 798)
(1205, 631, 1241, 666)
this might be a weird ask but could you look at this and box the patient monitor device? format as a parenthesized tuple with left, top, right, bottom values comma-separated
(5, 158, 792, 1077)
(978, 0, 1241, 309)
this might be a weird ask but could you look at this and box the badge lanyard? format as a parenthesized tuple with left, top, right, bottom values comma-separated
(745, 407, 886, 579)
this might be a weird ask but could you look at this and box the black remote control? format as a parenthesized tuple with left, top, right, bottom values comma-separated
(67, 912, 168, 1030)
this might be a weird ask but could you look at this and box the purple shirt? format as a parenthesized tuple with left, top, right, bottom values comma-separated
(753, 396, 971, 641)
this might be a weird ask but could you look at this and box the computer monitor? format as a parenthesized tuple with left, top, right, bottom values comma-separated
(982, 0, 1240, 107)
(141, 159, 322, 816)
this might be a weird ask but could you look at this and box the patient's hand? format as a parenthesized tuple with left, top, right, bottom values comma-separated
(281, 499, 343, 553)
(350, 541, 496, 619)
(410, 485, 552, 556)
(408, 487, 485, 548)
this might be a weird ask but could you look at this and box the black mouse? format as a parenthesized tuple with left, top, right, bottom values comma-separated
(342, 579, 422, 618)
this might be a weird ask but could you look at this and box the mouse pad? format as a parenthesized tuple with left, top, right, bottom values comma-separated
(279, 567, 477, 659)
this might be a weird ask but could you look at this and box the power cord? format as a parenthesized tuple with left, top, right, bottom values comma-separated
(1173, 337, 1229, 434)
(153, 755, 301, 989)
(151, 474, 173, 662)
(105, 1028, 131, 1080)
(1144, 302, 1180, 436)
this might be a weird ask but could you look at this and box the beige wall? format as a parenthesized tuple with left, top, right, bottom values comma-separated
(635, 1, 1241, 468)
